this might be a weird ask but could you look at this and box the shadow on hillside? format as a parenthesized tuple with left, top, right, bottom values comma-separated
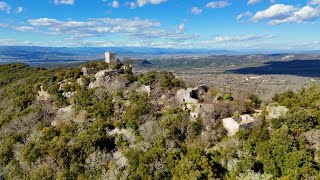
(228, 60, 320, 78)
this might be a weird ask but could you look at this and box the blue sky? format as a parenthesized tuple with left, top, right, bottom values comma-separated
(0, 0, 319, 50)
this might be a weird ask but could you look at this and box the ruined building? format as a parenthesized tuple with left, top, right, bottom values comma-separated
(222, 114, 258, 136)
(105, 52, 117, 64)
(176, 85, 208, 120)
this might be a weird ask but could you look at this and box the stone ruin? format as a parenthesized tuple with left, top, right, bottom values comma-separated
(176, 85, 208, 120)
(222, 114, 258, 136)
(105, 52, 117, 64)
(176, 85, 208, 104)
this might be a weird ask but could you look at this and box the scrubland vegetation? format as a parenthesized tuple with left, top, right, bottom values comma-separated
(0, 62, 319, 179)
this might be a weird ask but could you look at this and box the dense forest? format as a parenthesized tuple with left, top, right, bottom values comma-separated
(0, 62, 319, 179)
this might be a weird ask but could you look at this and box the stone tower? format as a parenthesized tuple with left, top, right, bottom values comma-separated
(105, 52, 117, 64)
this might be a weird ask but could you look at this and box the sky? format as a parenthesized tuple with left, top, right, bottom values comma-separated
(0, 0, 319, 51)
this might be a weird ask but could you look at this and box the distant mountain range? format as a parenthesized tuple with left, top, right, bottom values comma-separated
(0, 46, 319, 67)
(0, 46, 240, 56)
(1, 46, 319, 56)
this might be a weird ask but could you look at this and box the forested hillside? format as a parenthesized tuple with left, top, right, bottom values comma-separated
(0, 62, 319, 179)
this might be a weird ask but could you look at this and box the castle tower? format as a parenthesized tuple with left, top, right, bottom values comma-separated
(105, 52, 117, 64)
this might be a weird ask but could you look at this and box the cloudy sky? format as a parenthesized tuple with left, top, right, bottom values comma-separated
(0, 0, 319, 50)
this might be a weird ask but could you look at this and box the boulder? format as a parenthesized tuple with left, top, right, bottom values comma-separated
(304, 129, 320, 150)
(37, 85, 50, 101)
(137, 85, 151, 96)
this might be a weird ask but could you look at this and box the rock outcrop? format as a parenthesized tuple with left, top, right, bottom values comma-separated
(37, 85, 50, 101)
(137, 85, 151, 96)
(176, 85, 208, 120)
(88, 70, 112, 89)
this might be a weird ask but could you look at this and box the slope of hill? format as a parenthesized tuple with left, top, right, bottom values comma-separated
(0, 62, 319, 179)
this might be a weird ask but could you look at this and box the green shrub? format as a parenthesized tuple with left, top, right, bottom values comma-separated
(248, 94, 262, 108)
(223, 93, 233, 101)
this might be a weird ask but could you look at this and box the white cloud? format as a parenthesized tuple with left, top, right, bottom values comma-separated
(77, 40, 116, 47)
(111, 1, 119, 8)
(252, 4, 296, 22)
(309, 0, 320, 5)
(206, 1, 231, 8)
(236, 11, 253, 21)
(29, 18, 64, 26)
(191, 6, 202, 15)
(214, 35, 274, 42)
(178, 23, 184, 31)
(251, 4, 320, 25)
(16, 6, 23, 13)
(269, 6, 320, 25)
(13, 26, 36, 32)
(248, 0, 262, 5)
(136, 0, 167, 7)
(0, 39, 35, 46)
(0, 1, 10, 12)
(248, 0, 278, 5)
(54, 0, 75, 5)
(129, 2, 136, 9)
(26, 17, 198, 45)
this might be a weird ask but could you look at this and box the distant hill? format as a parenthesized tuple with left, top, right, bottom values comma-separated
(1, 46, 319, 68)
(0, 46, 239, 56)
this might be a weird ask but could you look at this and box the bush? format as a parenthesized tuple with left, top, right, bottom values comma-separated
(123, 93, 151, 131)
(223, 93, 233, 101)
(0, 134, 22, 165)
(138, 71, 184, 89)
(278, 108, 317, 133)
(248, 94, 262, 108)
(138, 71, 157, 86)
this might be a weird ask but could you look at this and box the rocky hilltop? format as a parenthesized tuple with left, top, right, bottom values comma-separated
(0, 61, 319, 179)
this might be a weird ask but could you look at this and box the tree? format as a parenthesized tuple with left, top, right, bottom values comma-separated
(173, 144, 216, 180)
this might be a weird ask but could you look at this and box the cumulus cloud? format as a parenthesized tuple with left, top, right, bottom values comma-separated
(54, 0, 75, 5)
(251, 4, 320, 25)
(214, 35, 274, 42)
(191, 6, 202, 15)
(269, 6, 320, 25)
(252, 4, 296, 22)
(136, 0, 167, 7)
(0, 1, 10, 12)
(26, 17, 198, 44)
(206, 1, 231, 8)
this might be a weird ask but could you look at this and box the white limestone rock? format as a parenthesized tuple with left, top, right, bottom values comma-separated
(37, 85, 50, 101)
